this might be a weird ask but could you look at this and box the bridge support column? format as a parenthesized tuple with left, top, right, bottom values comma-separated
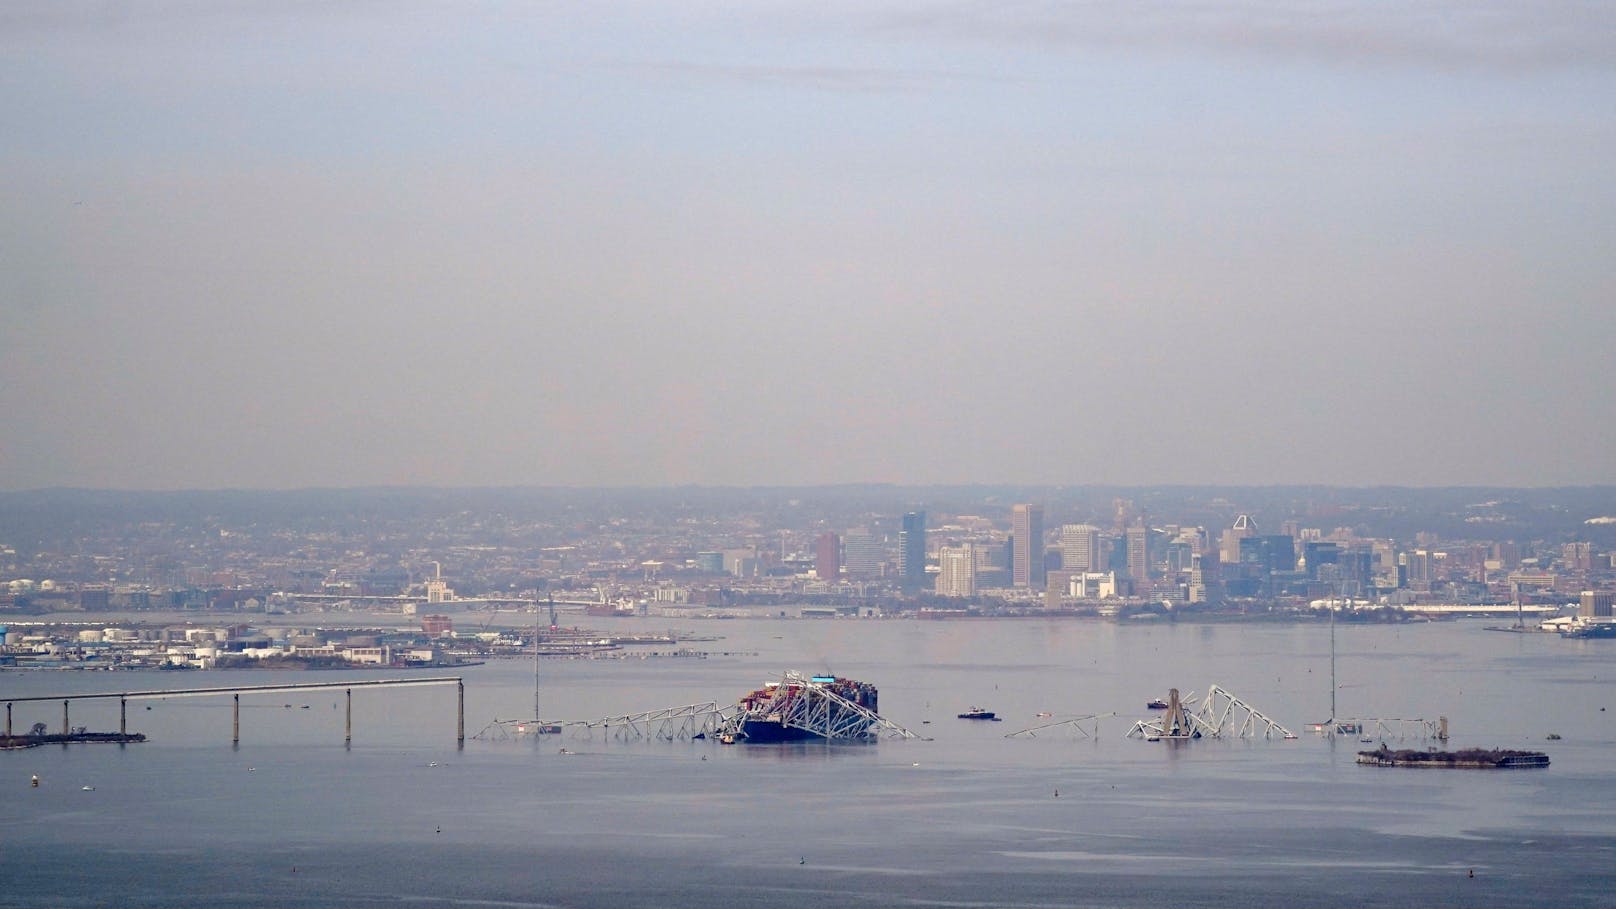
(62, 700, 70, 735)
(345, 688, 352, 746)
(120, 697, 127, 736)
(5, 702, 10, 738)
(457, 680, 464, 748)
(233, 693, 240, 746)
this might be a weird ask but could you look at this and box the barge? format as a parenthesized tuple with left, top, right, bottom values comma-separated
(2, 731, 146, 750)
(1356, 745, 1548, 769)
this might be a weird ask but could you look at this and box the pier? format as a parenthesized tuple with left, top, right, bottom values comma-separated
(4, 677, 465, 747)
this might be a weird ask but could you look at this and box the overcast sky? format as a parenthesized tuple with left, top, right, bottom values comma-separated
(2, 1, 1612, 490)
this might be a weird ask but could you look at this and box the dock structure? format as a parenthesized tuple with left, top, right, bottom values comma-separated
(4, 677, 465, 747)
(1127, 684, 1296, 740)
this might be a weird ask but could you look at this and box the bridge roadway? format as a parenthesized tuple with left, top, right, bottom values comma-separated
(4, 677, 465, 746)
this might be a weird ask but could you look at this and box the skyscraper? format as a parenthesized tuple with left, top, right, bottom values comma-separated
(1126, 521, 1149, 589)
(1011, 504, 1045, 588)
(899, 511, 927, 588)
(842, 529, 883, 576)
(1219, 514, 1257, 565)
(1059, 524, 1102, 572)
(936, 543, 977, 597)
(814, 531, 840, 583)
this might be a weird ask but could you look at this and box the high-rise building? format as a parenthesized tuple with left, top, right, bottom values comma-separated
(936, 543, 977, 597)
(1126, 522, 1149, 588)
(814, 531, 840, 582)
(842, 529, 885, 576)
(1059, 524, 1102, 573)
(1219, 514, 1257, 565)
(1303, 541, 1341, 581)
(1011, 504, 1045, 588)
(1188, 554, 1208, 603)
(1563, 542, 1595, 572)
(899, 511, 927, 587)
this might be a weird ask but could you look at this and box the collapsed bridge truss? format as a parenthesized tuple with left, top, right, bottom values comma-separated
(716, 670, 919, 742)
(1126, 685, 1296, 741)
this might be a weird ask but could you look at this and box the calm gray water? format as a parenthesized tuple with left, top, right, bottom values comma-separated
(4, 618, 1614, 907)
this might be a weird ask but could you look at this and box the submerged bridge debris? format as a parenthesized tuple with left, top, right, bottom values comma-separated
(1004, 713, 1116, 739)
(1126, 685, 1296, 741)
(518, 670, 921, 744)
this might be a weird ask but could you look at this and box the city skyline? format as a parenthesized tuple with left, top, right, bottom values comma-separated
(3, 3, 1613, 491)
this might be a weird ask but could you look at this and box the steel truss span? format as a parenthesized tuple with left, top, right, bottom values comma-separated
(569, 702, 735, 742)
(1004, 713, 1115, 739)
(1127, 684, 1296, 741)
(1309, 716, 1448, 741)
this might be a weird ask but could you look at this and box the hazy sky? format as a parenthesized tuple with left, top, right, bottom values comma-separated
(3, 2, 1613, 490)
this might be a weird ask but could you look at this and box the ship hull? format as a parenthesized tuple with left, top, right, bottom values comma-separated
(739, 718, 825, 743)
(1561, 624, 1616, 639)
(731, 673, 882, 743)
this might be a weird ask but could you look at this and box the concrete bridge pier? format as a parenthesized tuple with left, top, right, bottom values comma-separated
(233, 693, 240, 746)
(345, 688, 352, 747)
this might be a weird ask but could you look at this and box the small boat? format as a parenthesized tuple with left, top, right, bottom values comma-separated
(1146, 699, 1169, 710)
(957, 708, 999, 721)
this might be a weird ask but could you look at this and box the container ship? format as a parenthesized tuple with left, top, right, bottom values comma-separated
(730, 672, 880, 743)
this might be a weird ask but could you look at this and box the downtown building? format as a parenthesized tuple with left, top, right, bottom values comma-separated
(899, 511, 927, 589)
(1059, 524, 1103, 573)
(1011, 504, 1045, 589)
(936, 542, 978, 597)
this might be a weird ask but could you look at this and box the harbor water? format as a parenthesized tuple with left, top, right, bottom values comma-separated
(3, 617, 1614, 907)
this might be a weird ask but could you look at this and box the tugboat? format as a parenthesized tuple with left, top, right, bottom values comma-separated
(957, 707, 1000, 721)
